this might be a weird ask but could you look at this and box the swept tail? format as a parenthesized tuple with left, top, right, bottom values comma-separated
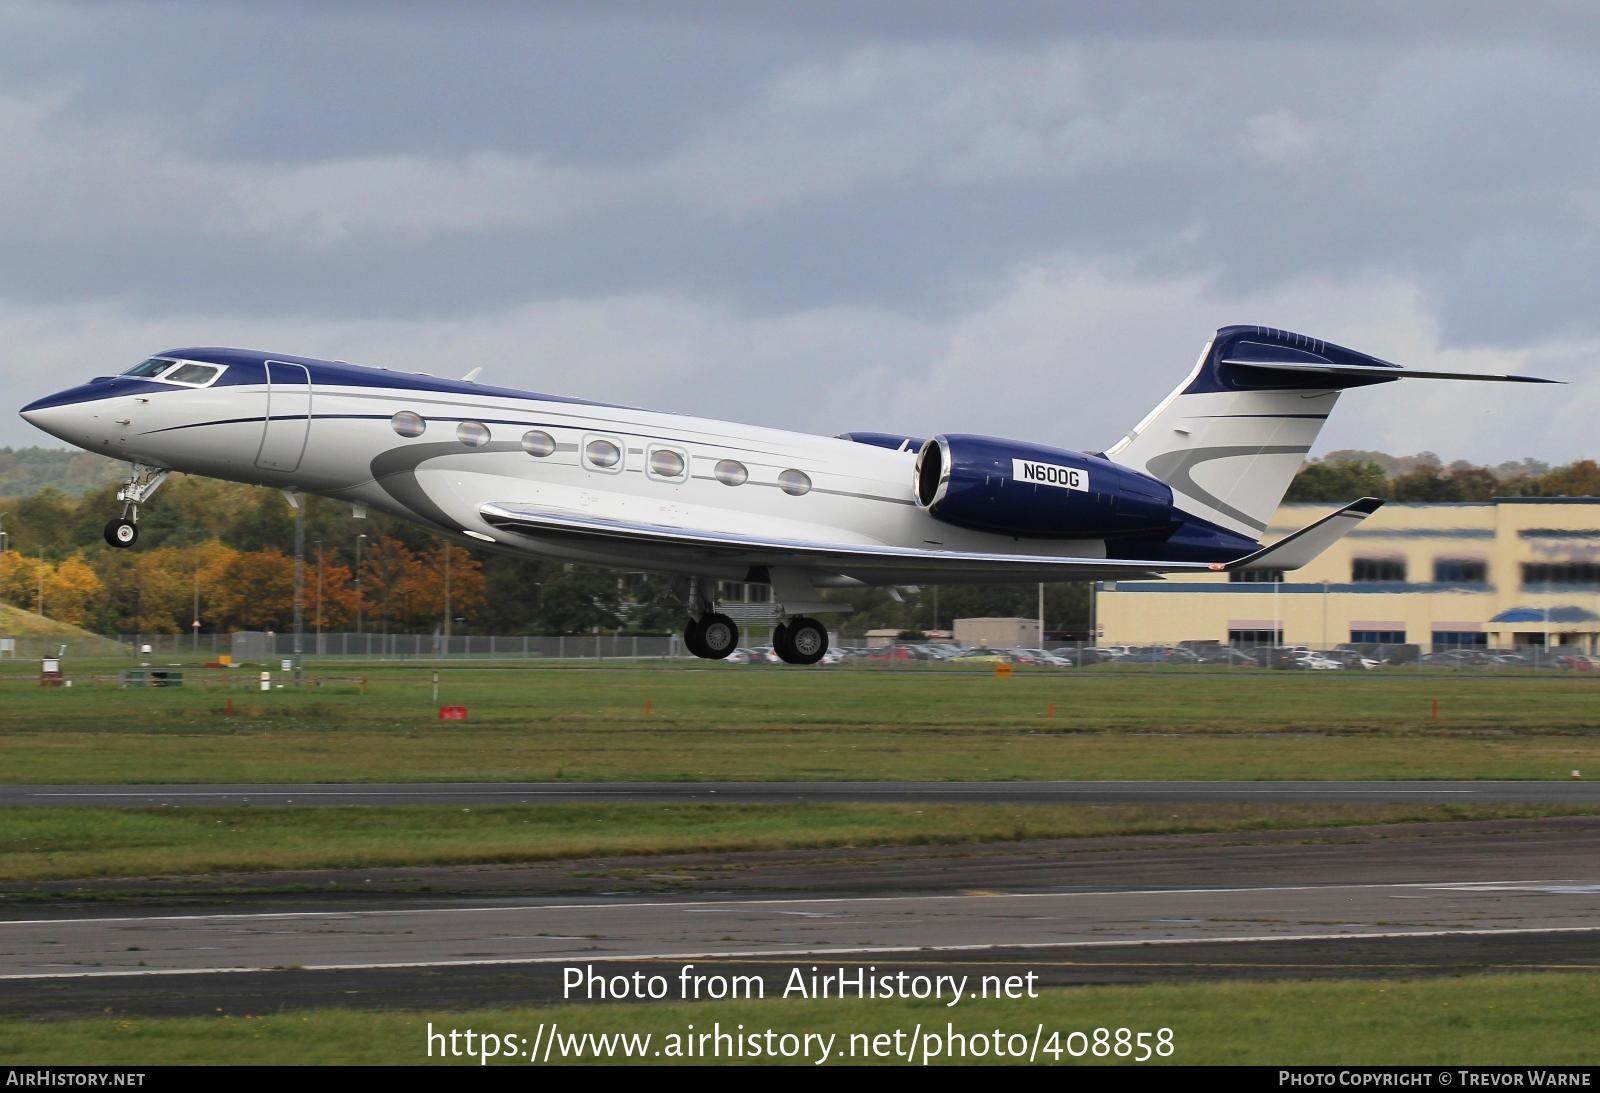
(1105, 326, 1556, 540)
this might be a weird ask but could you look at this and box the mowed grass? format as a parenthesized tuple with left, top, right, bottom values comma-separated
(2, 665, 1599, 783)
(4, 802, 1596, 882)
(4, 974, 1594, 1065)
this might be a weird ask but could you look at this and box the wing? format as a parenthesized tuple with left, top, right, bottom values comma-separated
(480, 498, 1383, 581)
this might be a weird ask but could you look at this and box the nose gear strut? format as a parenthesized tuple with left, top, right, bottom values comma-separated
(103, 464, 170, 548)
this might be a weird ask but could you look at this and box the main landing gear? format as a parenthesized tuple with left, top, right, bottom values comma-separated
(678, 579, 832, 665)
(103, 464, 170, 549)
(683, 612, 740, 660)
(772, 616, 829, 665)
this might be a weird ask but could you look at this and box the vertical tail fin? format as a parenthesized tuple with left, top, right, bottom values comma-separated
(1104, 326, 1554, 539)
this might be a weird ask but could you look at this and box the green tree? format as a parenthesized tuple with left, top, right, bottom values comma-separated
(1284, 460, 1390, 502)
(534, 565, 622, 633)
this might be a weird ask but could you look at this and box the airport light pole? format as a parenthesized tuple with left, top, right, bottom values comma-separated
(291, 495, 304, 685)
(313, 538, 323, 656)
(355, 532, 367, 636)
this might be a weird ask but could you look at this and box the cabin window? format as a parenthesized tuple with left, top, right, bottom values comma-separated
(391, 411, 426, 438)
(778, 469, 812, 496)
(584, 436, 623, 471)
(647, 446, 687, 482)
(456, 421, 490, 448)
(123, 358, 174, 378)
(522, 430, 556, 457)
(714, 459, 748, 486)
(163, 363, 221, 386)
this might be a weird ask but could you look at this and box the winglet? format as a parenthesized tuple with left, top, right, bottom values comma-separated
(1225, 497, 1384, 573)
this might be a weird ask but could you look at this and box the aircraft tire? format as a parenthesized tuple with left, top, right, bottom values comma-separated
(699, 613, 739, 660)
(783, 616, 828, 665)
(682, 617, 710, 659)
(104, 519, 138, 548)
(772, 622, 794, 663)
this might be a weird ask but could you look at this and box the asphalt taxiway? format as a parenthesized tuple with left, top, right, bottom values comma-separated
(3, 813, 1597, 1018)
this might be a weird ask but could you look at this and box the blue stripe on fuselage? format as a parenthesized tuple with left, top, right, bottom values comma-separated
(158, 348, 619, 409)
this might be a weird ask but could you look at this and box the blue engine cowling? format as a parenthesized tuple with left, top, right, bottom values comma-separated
(914, 434, 1178, 539)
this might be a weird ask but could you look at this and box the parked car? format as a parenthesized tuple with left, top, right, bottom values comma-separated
(1197, 647, 1261, 666)
(1297, 652, 1344, 670)
(1012, 648, 1075, 667)
(1119, 646, 1200, 664)
(1315, 648, 1381, 670)
(949, 648, 1013, 664)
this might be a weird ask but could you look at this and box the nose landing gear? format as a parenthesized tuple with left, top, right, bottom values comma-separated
(103, 464, 170, 549)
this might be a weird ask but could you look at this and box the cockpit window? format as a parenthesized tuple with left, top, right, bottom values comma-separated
(164, 363, 221, 386)
(123, 358, 175, 378)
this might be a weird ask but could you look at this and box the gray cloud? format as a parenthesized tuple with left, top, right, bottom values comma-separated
(0, 2, 1591, 464)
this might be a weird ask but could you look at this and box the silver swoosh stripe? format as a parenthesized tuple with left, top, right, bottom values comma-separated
(1144, 445, 1310, 534)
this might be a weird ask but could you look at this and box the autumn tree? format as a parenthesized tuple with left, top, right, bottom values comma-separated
(1538, 460, 1600, 498)
(43, 555, 102, 627)
(359, 537, 425, 632)
(306, 545, 360, 631)
(407, 543, 487, 630)
(208, 549, 296, 631)
(0, 551, 48, 612)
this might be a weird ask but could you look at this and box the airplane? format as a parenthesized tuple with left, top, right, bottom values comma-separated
(18, 325, 1554, 664)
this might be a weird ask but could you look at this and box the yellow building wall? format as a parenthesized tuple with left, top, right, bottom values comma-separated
(1098, 500, 1600, 650)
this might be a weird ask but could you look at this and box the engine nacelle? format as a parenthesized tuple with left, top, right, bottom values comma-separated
(913, 434, 1177, 539)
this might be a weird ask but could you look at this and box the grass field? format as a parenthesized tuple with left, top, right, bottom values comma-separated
(3, 663, 1596, 1067)
(4, 973, 1593, 1065)
(7, 801, 1595, 883)
(1, 662, 1598, 783)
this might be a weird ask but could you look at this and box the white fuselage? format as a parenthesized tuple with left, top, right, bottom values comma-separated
(25, 360, 1110, 583)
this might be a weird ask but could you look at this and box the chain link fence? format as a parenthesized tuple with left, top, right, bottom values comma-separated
(1, 631, 1595, 673)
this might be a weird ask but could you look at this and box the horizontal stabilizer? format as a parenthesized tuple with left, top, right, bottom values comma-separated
(1223, 358, 1560, 384)
(1223, 498, 1384, 573)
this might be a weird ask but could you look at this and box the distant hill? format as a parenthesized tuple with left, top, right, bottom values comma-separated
(0, 602, 128, 657)
(0, 447, 123, 499)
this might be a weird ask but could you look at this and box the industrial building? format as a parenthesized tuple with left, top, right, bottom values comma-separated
(1098, 498, 1600, 653)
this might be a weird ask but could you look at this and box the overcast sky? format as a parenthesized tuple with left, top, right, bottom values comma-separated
(3, 2, 1596, 464)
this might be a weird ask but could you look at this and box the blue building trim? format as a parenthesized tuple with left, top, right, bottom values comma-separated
(1108, 582, 1496, 595)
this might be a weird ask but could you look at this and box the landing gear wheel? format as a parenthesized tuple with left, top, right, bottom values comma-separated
(699, 612, 739, 660)
(772, 622, 793, 663)
(104, 519, 138, 548)
(778, 616, 828, 665)
(683, 618, 710, 659)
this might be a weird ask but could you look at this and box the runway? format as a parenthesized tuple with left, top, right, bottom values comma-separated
(6, 779, 1598, 807)
(3, 814, 1598, 1018)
